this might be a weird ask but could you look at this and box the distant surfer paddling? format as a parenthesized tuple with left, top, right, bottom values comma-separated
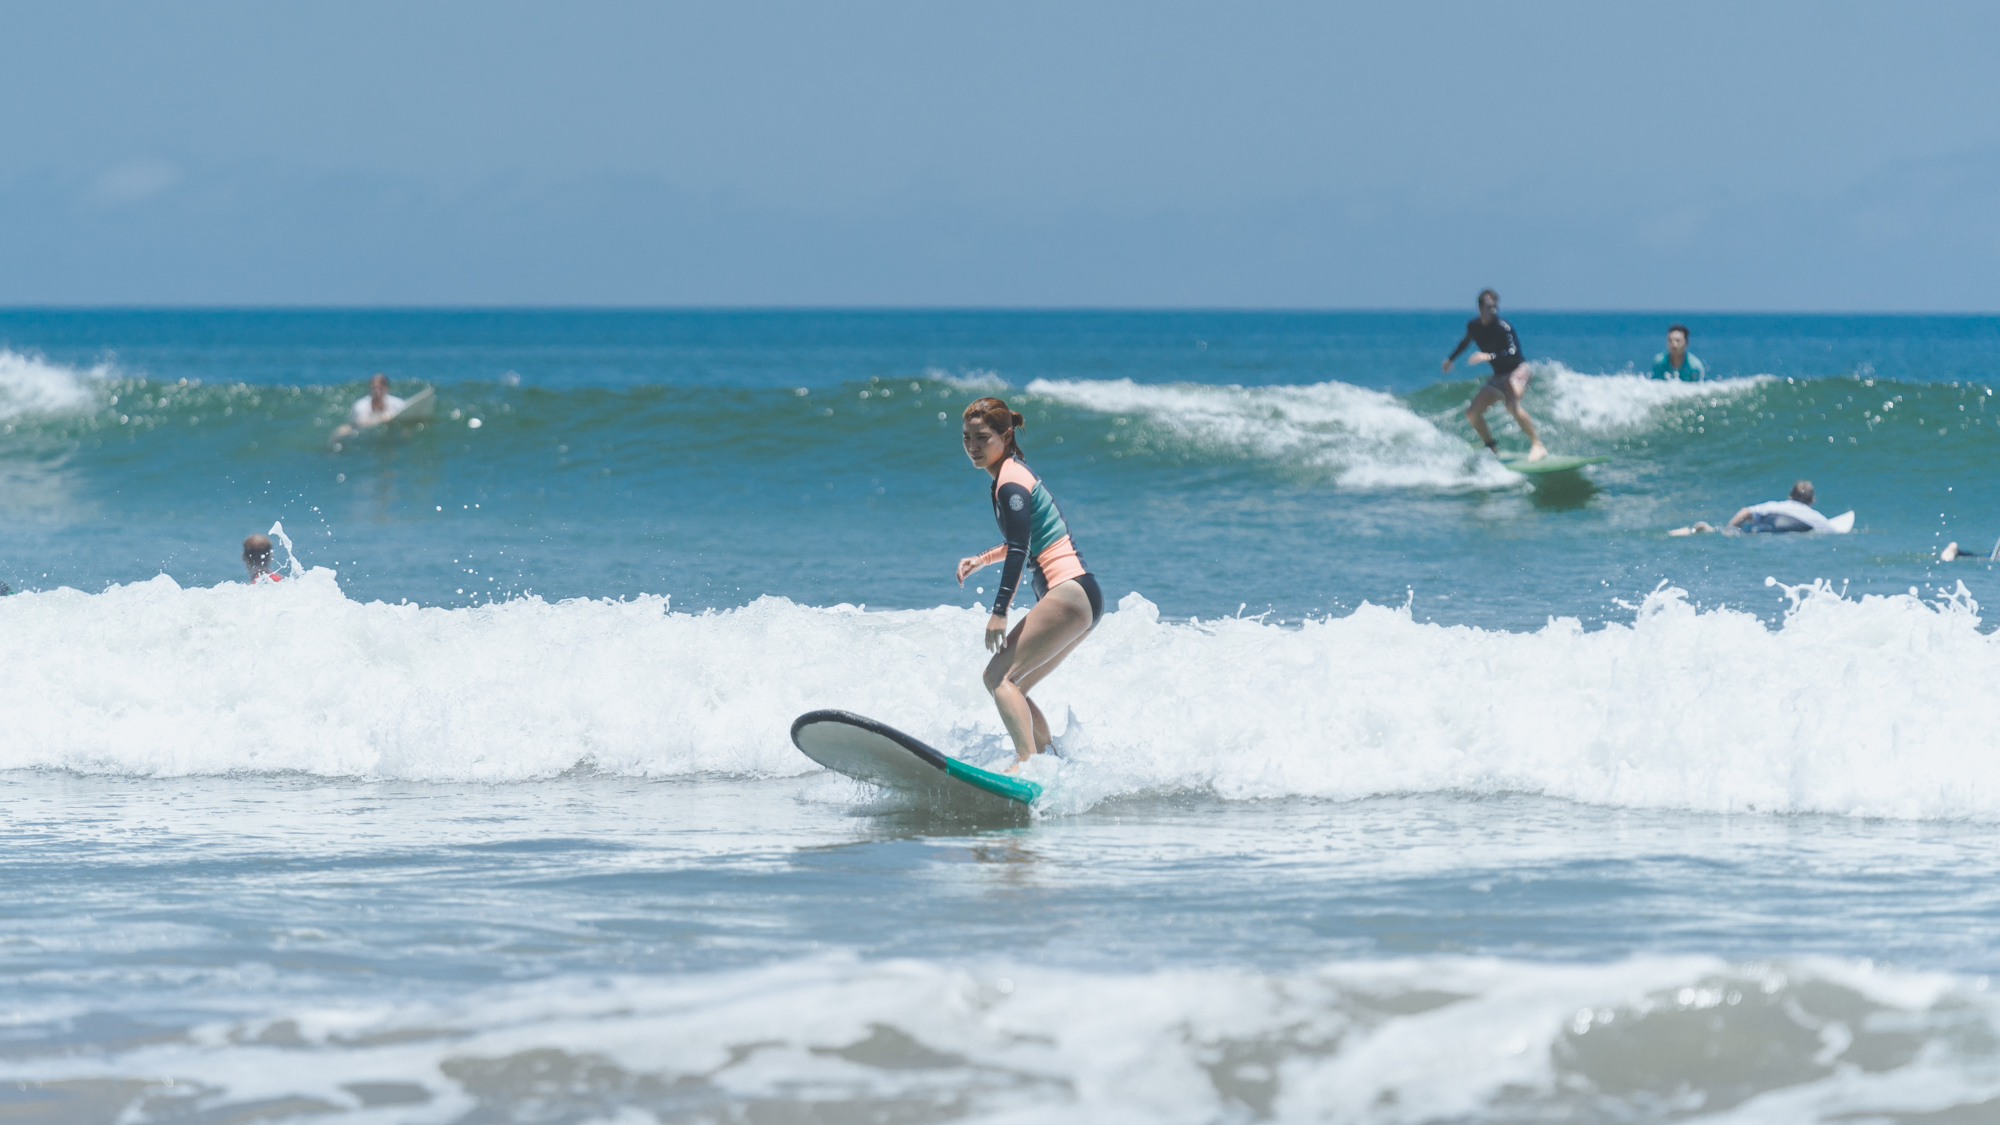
(1443, 289, 1548, 462)
(956, 397, 1104, 772)
(330, 373, 407, 444)
(1669, 480, 1851, 535)
(1940, 541, 1997, 562)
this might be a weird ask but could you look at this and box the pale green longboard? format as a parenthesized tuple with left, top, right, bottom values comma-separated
(790, 710, 1042, 807)
(1501, 454, 1611, 475)
(392, 386, 436, 423)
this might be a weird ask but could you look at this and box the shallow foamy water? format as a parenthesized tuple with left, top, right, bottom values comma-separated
(7, 776, 2000, 1122)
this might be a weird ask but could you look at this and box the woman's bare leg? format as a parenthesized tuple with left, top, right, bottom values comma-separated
(982, 581, 1094, 762)
(1018, 625, 1094, 750)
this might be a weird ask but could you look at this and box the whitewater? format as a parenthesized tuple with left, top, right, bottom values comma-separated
(7, 569, 2000, 823)
(8, 309, 2000, 1123)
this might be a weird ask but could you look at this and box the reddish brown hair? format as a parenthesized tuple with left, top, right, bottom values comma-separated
(963, 397, 1025, 459)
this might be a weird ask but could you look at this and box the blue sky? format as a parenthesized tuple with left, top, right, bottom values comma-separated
(4, 1, 1997, 308)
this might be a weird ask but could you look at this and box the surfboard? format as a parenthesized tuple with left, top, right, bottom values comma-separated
(1828, 510, 1855, 533)
(1501, 454, 1611, 475)
(790, 710, 1042, 806)
(391, 387, 436, 423)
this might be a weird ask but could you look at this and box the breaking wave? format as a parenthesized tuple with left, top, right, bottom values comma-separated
(5, 572, 1999, 822)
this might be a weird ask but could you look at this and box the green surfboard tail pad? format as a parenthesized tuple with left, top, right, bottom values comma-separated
(1500, 454, 1612, 475)
(790, 709, 1042, 806)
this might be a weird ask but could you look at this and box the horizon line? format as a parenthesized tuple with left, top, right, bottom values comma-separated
(1, 304, 1998, 317)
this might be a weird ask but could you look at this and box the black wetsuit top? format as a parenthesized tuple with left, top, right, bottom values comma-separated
(1459, 316, 1524, 375)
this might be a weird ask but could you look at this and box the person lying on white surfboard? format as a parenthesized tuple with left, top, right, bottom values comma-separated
(1670, 480, 1853, 535)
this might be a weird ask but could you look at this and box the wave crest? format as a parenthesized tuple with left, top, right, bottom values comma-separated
(1026, 376, 1517, 490)
(1536, 362, 1771, 431)
(0, 348, 108, 419)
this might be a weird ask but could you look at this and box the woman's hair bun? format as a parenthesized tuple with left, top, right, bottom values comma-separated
(1010, 411, 1024, 428)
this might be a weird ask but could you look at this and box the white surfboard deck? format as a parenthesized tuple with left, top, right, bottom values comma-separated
(790, 710, 1041, 809)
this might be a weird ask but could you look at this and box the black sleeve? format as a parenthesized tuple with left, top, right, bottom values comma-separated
(1446, 323, 1474, 361)
(1501, 321, 1520, 359)
(991, 482, 1034, 615)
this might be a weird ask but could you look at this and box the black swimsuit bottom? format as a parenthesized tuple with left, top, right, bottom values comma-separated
(1033, 569, 1105, 627)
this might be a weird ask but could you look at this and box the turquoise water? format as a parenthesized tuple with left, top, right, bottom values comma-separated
(5, 310, 1999, 625)
(7, 310, 2000, 1122)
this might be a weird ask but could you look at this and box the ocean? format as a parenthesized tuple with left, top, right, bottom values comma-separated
(5, 309, 2000, 1122)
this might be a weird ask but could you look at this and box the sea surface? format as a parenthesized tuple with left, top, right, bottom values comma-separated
(5, 309, 2000, 1122)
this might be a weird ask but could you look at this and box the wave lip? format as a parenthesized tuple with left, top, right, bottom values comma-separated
(1026, 375, 1516, 490)
(0, 348, 107, 419)
(1024, 367, 1785, 488)
(9, 955, 1996, 1123)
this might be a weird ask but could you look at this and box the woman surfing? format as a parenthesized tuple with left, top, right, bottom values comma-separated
(955, 397, 1104, 771)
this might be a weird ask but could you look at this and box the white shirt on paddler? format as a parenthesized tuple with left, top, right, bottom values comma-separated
(349, 394, 407, 427)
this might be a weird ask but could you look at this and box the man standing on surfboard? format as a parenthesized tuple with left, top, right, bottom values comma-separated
(1443, 289, 1548, 462)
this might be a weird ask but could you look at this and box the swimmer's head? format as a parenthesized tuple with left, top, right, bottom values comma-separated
(962, 397, 1024, 468)
(243, 534, 274, 578)
(370, 372, 389, 399)
(1477, 289, 1499, 318)
(1668, 324, 1690, 349)
(1790, 480, 1814, 505)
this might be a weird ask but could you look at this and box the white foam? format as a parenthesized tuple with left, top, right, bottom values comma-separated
(6, 574, 2000, 821)
(1535, 362, 1772, 432)
(928, 367, 1011, 392)
(0, 348, 109, 419)
(14, 955, 2000, 1122)
(1025, 376, 1517, 490)
(1022, 369, 1776, 489)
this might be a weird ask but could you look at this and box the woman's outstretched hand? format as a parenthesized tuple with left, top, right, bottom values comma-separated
(985, 613, 1009, 652)
(956, 557, 980, 586)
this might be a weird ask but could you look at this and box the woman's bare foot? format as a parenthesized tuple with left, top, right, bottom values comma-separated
(1526, 442, 1550, 461)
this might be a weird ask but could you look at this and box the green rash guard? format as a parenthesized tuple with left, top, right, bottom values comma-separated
(1651, 352, 1706, 381)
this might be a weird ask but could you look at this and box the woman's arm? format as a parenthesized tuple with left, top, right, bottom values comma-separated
(956, 545, 1007, 586)
(984, 484, 1036, 650)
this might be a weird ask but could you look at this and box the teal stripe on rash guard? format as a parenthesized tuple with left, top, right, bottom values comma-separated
(1027, 481, 1069, 557)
